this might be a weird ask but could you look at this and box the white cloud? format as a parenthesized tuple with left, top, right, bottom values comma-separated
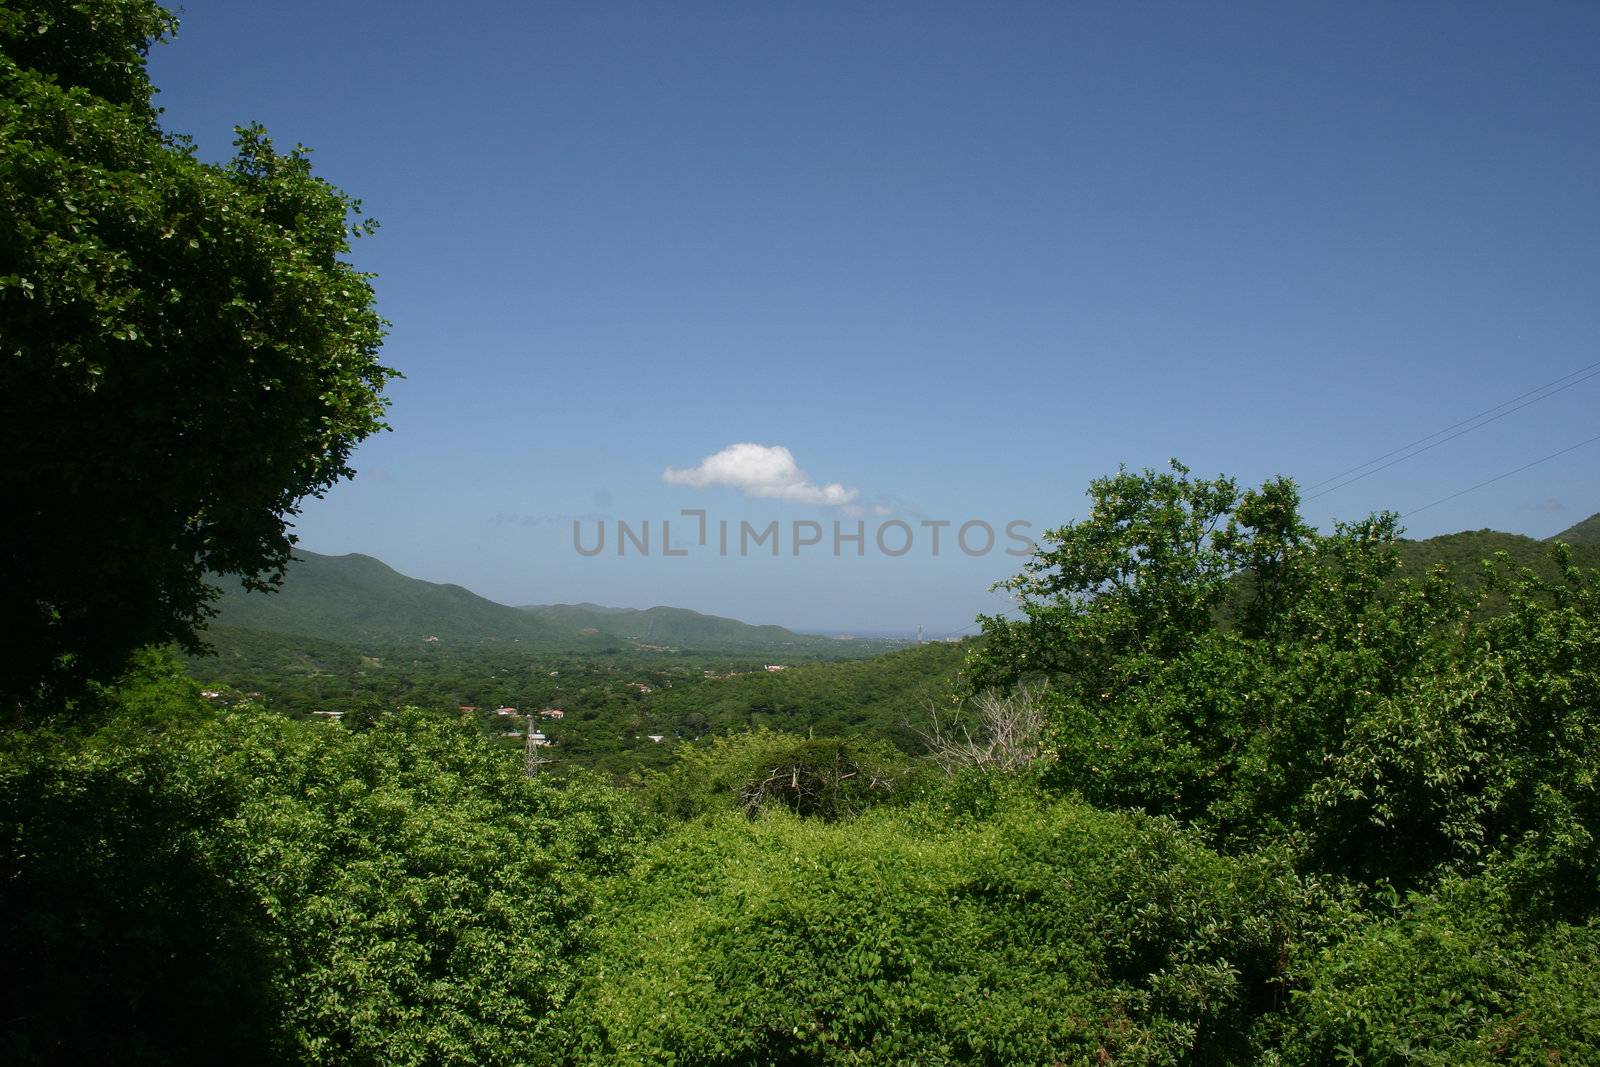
(663, 443, 859, 507)
(840, 503, 895, 518)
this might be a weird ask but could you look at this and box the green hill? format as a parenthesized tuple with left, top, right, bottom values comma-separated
(518, 602, 844, 652)
(206, 550, 883, 656)
(1551, 511, 1600, 547)
(207, 551, 601, 648)
(1396, 526, 1600, 589)
(1382, 523, 1600, 620)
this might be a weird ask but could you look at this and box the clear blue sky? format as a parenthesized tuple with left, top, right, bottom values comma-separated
(149, 1, 1600, 634)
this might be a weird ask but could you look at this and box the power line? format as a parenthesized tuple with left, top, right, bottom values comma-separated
(941, 586, 1026, 640)
(1305, 360, 1600, 501)
(951, 371, 1600, 636)
(1304, 358, 1600, 492)
(1402, 431, 1600, 519)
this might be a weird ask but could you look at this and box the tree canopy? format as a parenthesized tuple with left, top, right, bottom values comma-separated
(973, 462, 1600, 899)
(0, 0, 394, 709)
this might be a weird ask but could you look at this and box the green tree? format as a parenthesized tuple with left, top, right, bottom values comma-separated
(0, 1, 395, 710)
(979, 461, 1312, 662)
(976, 462, 1600, 899)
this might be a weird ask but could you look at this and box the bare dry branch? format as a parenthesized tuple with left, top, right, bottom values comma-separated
(916, 680, 1048, 776)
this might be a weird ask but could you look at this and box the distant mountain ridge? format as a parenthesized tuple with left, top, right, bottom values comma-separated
(207, 550, 853, 653)
(208, 516, 1599, 654)
(1390, 515, 1600, 613)
(516, 602, 828, 649)
(1552, 512, 1600, 547)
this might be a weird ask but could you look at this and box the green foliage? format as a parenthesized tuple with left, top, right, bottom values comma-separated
(969, 461, 1253, 696)
(1392, 526, 1600, 617)
(4, 2, 1596, 1056)
(1549, 510, 1600, 547)
(1467, 546, 1600, 919)
(1, 678, 644, 1064)
(207, 548, 894, 656)
(1282, 878, 1600, 1065)
(978, 462, 1600, 900)
(641, 729, 916, 821)
(0, 0, 175, 110)
(183, 622, 962, 778)
(645, 641, 968, 748)
(0, 1, 395, 707)
(8, 499, 1600, 1061)
(562, 794, 1341, 1065)
(0, 678, 291, 1063)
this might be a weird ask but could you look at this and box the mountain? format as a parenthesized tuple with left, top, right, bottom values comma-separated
(207, 551, 595, 647)
(1397, 526, 1600, 577)
(1391, 524, 1600, 616)
(1551, 512, 1600, 547)
(207, 550, 864, 654)
(518, 603, 836, 651)
(207, 518, 1600, 657)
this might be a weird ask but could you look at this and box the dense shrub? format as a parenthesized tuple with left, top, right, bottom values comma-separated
(0, 662, 644, 1065)
(640, 728, 918, 822)
(562, 794, 1344, 1065)
(1282, 878, 1600, 1065)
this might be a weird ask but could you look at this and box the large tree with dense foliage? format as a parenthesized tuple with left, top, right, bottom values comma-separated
(0, 0, 394, 710)
(972, 462, 1600, 896)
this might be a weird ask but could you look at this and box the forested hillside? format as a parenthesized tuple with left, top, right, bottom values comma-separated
(208, 551, 599, 647)
(1394, 521, 1600, 612)
(210, 549, 874, 655)
(1553, 511, 1600, 546)
(518, 601, 854, 651)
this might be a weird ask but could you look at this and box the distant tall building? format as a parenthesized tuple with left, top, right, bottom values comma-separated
(916, 625, 925, 645)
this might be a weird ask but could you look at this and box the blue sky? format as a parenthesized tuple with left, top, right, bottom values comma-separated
(149, 2, 1600, 634)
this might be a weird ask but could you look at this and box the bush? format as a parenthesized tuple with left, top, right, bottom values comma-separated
(640, 729, 915, 822)
(562, 794, 1342, 1065)
(0, 677, 644, 1065)
(1282, 878, 1600, 1065)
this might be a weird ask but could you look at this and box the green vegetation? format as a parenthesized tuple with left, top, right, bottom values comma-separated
(1393, 528, 1600, 616)
(184, 625, 958, 778)
(10, 464, 1597, 1062)
(2, 655, 643, 1064)
(0, 1, 394, 710)
(208, 552, 601, 649)
(639, 729, 919, 821)
(1552, 511, 1600, 547)
(973, 464, 1600, 903)
(5, 4, 1599, 1063)
(562, 798, 1335, 1065)
(211, 549, 889, 656)
(519, 602, 862, 652)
